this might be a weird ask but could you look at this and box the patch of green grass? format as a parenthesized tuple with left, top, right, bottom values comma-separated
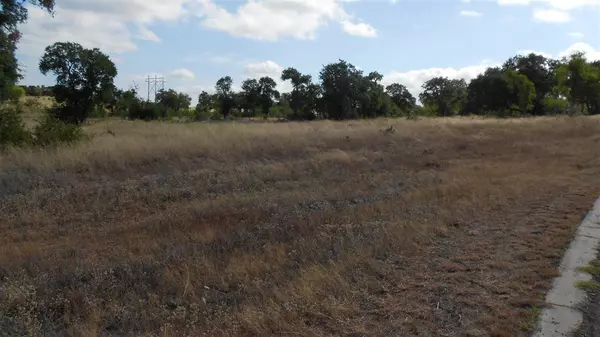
(575, 280, 600, 290)
(577, 265, 600, 277)
(519, 305, 542, 331)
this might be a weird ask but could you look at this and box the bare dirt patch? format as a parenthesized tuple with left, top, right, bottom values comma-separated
(1, 117, 599, 336)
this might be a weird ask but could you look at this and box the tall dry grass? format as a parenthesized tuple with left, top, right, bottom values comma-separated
(1, 116, 599, 336)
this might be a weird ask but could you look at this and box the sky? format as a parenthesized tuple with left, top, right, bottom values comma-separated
(16, 0, 600, 104)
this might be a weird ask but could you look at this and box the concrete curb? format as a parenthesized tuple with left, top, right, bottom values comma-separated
(534, 198, 600, 337)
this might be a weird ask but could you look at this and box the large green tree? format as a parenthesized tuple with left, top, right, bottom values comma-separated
(464, 67, 536, 117)
(281, 67, 321, 120)
(240, 78, 260, 118)
(502, 53, 557, 115)
(39, 41, 117, 124)
(419, 77, 467, 117)
(215, 76, 234, 119)
(0, 0, 55, 101)
(556, 52, 600, 115)
(195, 90, 215, 119)
(156, 89, 191, 117)
(258, 76, 279, 117)
(319, 59, 367, 120)
(385, 83, 416, 115)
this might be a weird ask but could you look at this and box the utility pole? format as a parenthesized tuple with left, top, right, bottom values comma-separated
(145, 75, 166, 102)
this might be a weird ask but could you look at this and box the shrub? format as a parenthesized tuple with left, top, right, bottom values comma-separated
(8, 85, 25, 103)
(542, 97, 570, 115)
(33, 116, 85, 147)
(128, 101, 161, 120)
(22, 97, 44, 114)
(0, 106, 33, 148)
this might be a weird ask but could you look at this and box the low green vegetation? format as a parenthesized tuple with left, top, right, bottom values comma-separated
(575, 280, 600, 290)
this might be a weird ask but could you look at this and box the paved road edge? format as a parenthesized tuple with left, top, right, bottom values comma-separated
(534, 197, 600, 337)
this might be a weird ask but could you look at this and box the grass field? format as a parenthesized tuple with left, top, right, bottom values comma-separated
(1, 117, 600, 336)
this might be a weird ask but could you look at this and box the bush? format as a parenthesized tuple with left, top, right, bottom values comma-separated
(128, 101, 161, 120)
(22, 97, 44, 113)
(33, 116, 85, 147)
(542, 97, 570, 115)
(0, 106, 33, 148)
(8, 85, 25, 103)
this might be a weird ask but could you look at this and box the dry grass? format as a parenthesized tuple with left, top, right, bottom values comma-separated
(1, 116, 600, 336)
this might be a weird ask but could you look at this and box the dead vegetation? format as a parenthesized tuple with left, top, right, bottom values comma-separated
(1, 116, 599, 336)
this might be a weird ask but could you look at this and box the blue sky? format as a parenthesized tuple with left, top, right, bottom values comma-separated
(16, 0, 600, 103)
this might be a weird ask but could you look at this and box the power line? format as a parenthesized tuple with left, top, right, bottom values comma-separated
(145, 75, 166, 102)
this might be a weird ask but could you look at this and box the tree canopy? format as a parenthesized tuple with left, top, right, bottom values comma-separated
(0, 0, 55, 101)
(39, 41, 118, 124)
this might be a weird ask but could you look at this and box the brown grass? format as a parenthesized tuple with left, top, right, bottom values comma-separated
(1, 116, 600, 336)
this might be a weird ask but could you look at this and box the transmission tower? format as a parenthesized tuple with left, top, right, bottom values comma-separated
(145, 75, 166, 102)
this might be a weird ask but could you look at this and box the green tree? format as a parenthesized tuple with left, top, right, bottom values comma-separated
(258, 76, 279, 118)
(556, 53, 600, 115)
(464, 67, 535, 117)
(195, 91, 215, 120)
(281, 67, 321, 120)
(502, 53, 557, 115)
(240, 78, 260, 118)
(385, 83, 416, 115)
(419, 77, 467, 117)
(0, 0, 55, 101)
(215, 76, 234, 119)
(319, 59, 364, 120)
(39, 42, 118, 124)
(7, 84, 24, 103)
(464, 68, 511, 116)
(504, 69, 536, 115)
(156, 89, 192, 117)
(111, 88, 140, 117)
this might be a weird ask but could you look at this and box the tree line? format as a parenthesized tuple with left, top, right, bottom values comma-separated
(106, 51, 600, 123)
(1, 0, 599, 128)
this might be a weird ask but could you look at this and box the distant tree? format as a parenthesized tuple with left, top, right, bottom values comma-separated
(385, 83, 416, 114)
(108, 88, 140, 117)
(556, 52, 600, 115)
(319, 59, 363, 120)
(156, 89, 192, 117)
(281, 67, 320, 120)
(504, 69, 536, 115)
(419, 77, 467, 117)
(240, 78, 260, 118)
(502, 53, 557, 115)
(39, 42, 117, 124)
(195, 90, 215, 119)
(356, 71, 391, 118)
(215, 76, 234, 119)
(258, 76, 280, 118)
(0, 0, 55, 102)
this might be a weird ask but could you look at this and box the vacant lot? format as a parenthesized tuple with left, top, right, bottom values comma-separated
(1, 117, 599, 337)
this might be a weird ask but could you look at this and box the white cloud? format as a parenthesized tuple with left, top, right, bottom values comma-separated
(497, 0, 600, 10)
(137, 26, 161, 42)
(460, 10, 483, 17)
(193, 0, 376, 41)
(568, 32, 585, 39)
(19, 1, 190, 58)
(382, 62, 495, 99)
(169, 68, 196, 81)
(340, 20, 377, 37)
(243, 60, 293, 93)
(558, 42, 600, 61)
(498, 0, 599, 23)
(533, 8, 571, 22)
